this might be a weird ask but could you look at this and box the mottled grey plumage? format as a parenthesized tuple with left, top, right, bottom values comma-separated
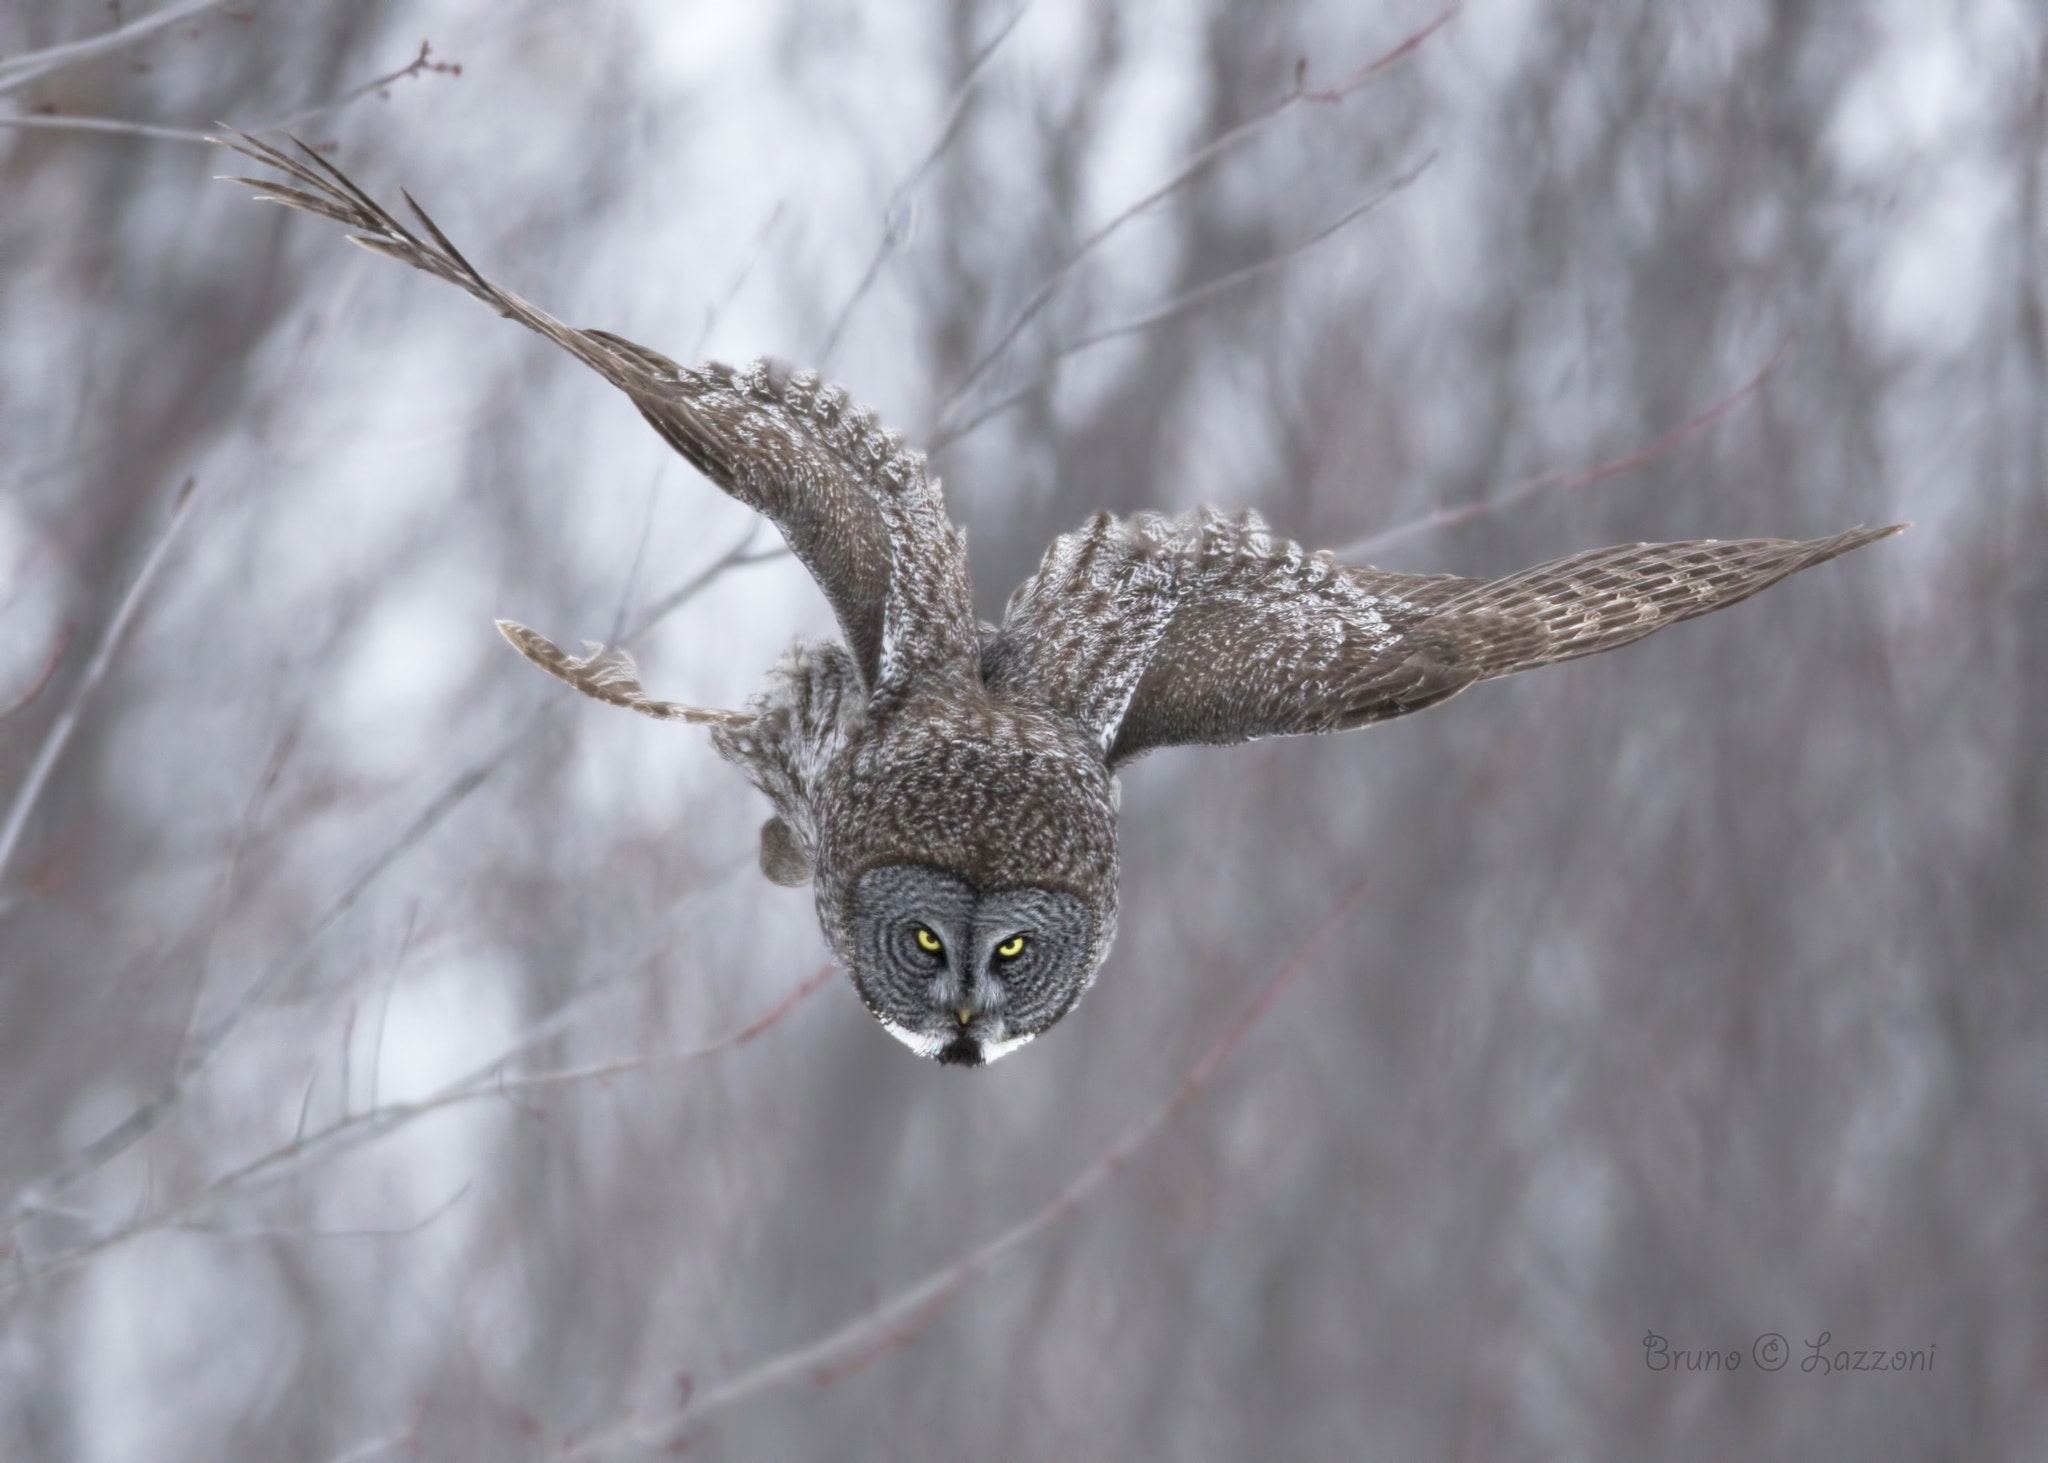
(219, 134, 1905, 1067)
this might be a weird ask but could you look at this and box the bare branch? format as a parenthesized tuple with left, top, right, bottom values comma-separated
(0, 733, 509, 1234)
(0, 962, 834, 1290)
(0, 624, 71, 724)
(0, 478, 198, 901)
(692, 202, 787, 360)
(481, 964, 836, 1098)
(160, 1181, 471, 1241)
(257, 39, 460, 133)
(0, 40, 462, 149)
(553, 884, 1370, 1457)
(0, 532, 776, 1232)
(0, 112, 214, 143)
(935, 7, 1457, 421)
(0, 0, 238, 98)
(815, 1, 1034, 369)
(1333, 333, 1795, 560)
(189, 719, 304, 1047)
(619, 526, 789, 642)
(929, 156, 1434, 451)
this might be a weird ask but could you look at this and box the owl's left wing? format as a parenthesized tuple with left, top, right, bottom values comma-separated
(216, 134, 977, 703)
(982, 509, 1902, 766)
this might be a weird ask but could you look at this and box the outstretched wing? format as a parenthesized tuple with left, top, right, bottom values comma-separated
(216, 133, 977, 702)
(982, 508, 1904, 766)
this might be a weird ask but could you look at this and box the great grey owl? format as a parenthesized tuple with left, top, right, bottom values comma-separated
(221, 135, 1903, 1067)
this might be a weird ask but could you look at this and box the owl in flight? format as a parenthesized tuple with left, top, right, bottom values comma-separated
(222, 135, 1902, 1067)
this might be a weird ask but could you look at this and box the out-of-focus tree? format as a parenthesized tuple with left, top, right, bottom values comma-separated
(0, 1, 2039, 1458)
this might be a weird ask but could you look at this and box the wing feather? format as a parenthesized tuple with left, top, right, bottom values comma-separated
(983, 509, 1903, 766)
(216, 132, 976, 699)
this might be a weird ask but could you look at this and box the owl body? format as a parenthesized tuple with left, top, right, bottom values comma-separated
(222, 134, 1906, 1066)
(714, 637, 1121, 1063)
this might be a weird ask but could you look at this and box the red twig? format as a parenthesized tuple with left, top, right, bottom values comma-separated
(558, 881, 1371, 1457)
(1290, 5, 1457, 103)
(810, 1270, 977, 1387)
(1543, 333, 1794, 496)
(0, 624, 70, 723)
(725, 964, 836, 1047)
(487, 963, 840, 1099)
(1337, 333, 1794, 559)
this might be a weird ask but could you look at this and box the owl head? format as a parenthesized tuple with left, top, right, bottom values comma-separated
(814, 698, 1120, 1067)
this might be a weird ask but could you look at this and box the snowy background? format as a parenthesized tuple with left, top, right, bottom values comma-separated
(1, 0, 2041, 1457)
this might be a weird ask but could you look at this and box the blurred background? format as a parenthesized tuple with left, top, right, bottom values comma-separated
(1, 0, 2040, 1458)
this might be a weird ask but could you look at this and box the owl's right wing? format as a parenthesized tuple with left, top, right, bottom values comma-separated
(982, 508, 1902, 766)
(217, 134, 977, 702)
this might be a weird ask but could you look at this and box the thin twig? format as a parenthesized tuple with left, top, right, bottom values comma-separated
(0, 0, 236, 97)
(0, 534, 770, 1231)
(0, 112, 213, 143)
(607, 464, 673, 652)
(936, 7, 1456, 424)
(479, 965, 836, 1099)
(0, 265, 366, 1162)
(0, 39, 461, 148)
(368, 904, 418, 1115)
(0, 960, 834, 1290)
(163, 1181, 471, 1241)
(258, 40, 460, 133)
(1333, 333, 1795, 560)
(620, 526, 788, 642)
(929, 156, 1434, 451)
(693, 203, 786, 361)
(187, 719, 304, 1058)
(324, 1430, 415, 1463)
(0, 624, 71, 723)
(0, 737, 509, 1233)
(0, 275, 368, 1185)
(815, 1, 1033, 370)
(292, 1067, 319, 1146)
(323, 1399, 428, 1463)
(0, 478, 198, 897)
(555, 884, 1370, 1458)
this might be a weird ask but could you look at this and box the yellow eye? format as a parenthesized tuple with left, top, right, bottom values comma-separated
(914, 927, 943, 955)
(994, 934, 1026, 960)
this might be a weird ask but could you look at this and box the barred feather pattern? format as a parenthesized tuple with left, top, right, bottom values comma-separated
(986, 508, 1468, 761)
(495, 621, 750, 726)
(710, 640, 869, 877)
(216, 132, 978, 703)
(1418, 527, 1904, 676)
(729, 361, 979, 710)
(986, 511, 1905, 766)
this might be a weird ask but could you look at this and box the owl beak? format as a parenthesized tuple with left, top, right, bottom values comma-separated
(955, 1008, 973, 1026)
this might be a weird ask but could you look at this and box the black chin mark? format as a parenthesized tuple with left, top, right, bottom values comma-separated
(935, 1034, 984, 1067)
